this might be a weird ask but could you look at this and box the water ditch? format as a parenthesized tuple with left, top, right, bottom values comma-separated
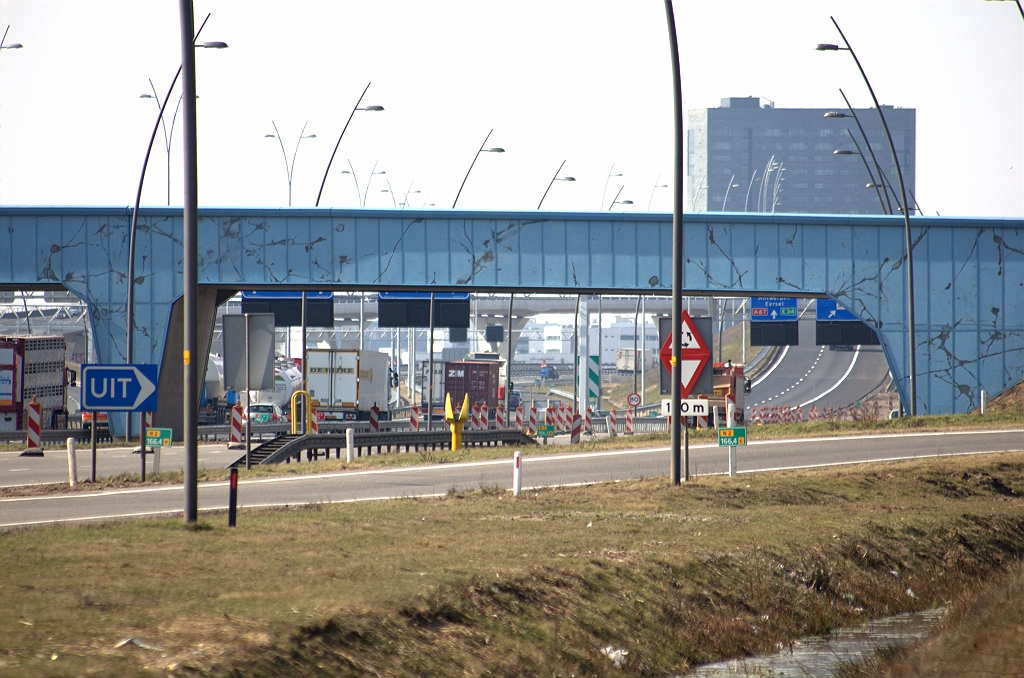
(682, 607, 945, 677)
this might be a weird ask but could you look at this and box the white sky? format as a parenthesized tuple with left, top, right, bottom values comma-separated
(0, 0, 1021, 216)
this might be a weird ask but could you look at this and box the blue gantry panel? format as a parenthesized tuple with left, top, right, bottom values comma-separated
(0, 206, 1021, 416)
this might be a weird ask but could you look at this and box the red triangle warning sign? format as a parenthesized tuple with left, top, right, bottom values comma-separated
(659, 310, 711, 398)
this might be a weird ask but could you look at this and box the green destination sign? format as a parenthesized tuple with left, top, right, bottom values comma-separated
(537, 425, 554, 437)
(718, 427, 747, 446)
(145, 428, 173, 448)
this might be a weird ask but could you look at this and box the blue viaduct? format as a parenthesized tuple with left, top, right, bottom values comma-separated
(1, 206, 1021, 436)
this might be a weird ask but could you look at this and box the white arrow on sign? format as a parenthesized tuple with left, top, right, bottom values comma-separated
(770, 309, 778, 319)
(129, 366, 157, 409)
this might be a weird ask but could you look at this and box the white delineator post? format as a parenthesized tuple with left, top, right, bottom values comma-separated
(980, 390, 987, 414)
(513, 450, 522, 496)
(729, 445, 737, 478)
(346, 427, 354, 462)
(67, 437, 78, 487)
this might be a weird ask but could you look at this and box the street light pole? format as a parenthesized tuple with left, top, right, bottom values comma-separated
(315, 82, 383, 207)
(452, 129, 504, 208)
(833, 133, 888, 214)
(265, 121, 316, 207)
(126, 15, 224, 445)
(647, 175, 668, 211)
(818, 16, 917, 415)
(663, 0, 685, 484)
(178, 0, 200, 524)
(537, 159, 576, 209)
(601, 164, 623, 210)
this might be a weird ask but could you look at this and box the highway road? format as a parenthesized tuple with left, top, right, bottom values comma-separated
(1, 442, 238, 488)
(750, 318, 891, 412)
(2, 429, 1020, 529)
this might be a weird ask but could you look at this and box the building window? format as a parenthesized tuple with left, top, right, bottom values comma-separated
(818, 129, 834, 137)
(764, 129, 782, 137)
(813, 169, 834, 176)
(789, 142, 808, 150)
(814, 142, 832, 150)
(712, 142, 732, 150)
(789, 155, 808, 162)
(712, 155, 732, 162)
(789, 129, 807, 137)
(712, 128, 732, 137)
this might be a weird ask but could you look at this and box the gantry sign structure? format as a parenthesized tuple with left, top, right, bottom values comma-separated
(1, 206, 1020, 435)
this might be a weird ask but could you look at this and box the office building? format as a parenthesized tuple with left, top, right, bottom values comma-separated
(687, 97, 915, 214)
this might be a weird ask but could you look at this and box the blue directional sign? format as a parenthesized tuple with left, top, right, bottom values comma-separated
(241, 291, 333, 300)
(81, 364, 159, 412)
(816, 298, 860, 322)
(377, 292, 471, 300)
(750, 297, 798, 322)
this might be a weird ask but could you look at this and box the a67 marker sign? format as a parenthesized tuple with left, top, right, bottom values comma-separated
(658, 310, 711, 398)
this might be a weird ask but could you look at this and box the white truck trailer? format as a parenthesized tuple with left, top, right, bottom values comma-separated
(306, 349, 390, 421)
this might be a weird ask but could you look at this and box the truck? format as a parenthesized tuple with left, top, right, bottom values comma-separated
(0, 335, 67, 432)
(306, 349, 391, 421)
(709, 361, 749, 423)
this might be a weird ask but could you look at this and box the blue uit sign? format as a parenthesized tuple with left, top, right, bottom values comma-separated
(240, 291, 333, 300)
(816, 298, 859, 322)
(750, 297, 797, 322)
(81, 364, 159, 412)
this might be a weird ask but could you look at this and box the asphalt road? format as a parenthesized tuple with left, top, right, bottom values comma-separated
(2, 429, 1021, 529)
(0, 443, 236, 488)
(750, 318, 891, 411)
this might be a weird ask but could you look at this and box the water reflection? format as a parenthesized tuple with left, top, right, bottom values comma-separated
(685, 608, 945, 677)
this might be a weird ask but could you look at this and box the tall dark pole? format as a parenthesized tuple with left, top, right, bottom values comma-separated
(127, 14, 213, 446)
(821, 17, 917, 415)
(179, 0, 199, 523)
(426, 292, 435, 432)
(664, 0, 684, 484)
(316, 82, 380, 207)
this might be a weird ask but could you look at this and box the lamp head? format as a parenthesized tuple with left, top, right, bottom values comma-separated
(816, 43, 840, 51)
(559, 176, 576, 182)
(833, 149, 855, 155)
(359, 105, 384, 112)
(484, 147, 505, 153)
(199, 41, 228, 49)
(2, 43, 23, 49)
(824, 111, 848, 118)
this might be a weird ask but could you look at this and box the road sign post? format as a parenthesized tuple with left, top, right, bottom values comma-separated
(718, 426, 746, 478)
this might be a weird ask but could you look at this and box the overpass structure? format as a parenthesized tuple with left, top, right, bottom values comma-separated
(1, 206, 1020, 435)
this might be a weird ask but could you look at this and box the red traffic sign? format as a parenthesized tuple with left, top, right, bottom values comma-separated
(540, 360, 548, 368)
(627, 392, 642, 407)
(659, 310, 711, 398)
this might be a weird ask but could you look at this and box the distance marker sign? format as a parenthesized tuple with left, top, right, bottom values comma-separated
(718, 427, 747, 446)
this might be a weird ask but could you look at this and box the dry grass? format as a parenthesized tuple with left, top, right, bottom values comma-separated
(2, 452, 1024, 677)
(840, 558, 1024, 677)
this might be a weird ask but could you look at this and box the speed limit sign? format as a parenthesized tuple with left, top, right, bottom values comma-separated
(627, 392, 642, 407)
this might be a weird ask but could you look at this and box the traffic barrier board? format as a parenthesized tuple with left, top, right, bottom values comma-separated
(718, 427, 747, 446)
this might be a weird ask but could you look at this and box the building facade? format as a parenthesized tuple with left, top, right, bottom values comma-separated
(687, 97, 915, 214)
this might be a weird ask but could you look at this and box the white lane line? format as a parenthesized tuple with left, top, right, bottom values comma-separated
(800, 346, 861, 407)
(751, 345, 790, 388)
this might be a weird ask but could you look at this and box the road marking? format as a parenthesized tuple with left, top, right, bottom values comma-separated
(800, 346, 861, 407)
(751, 345, 789, 388)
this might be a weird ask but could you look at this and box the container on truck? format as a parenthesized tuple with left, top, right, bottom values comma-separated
(443, 360, 499, 416)
(0, 336, 67, 432)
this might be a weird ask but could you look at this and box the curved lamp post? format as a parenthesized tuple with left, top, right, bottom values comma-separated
(721, 176, 740, 211)
(1, 24, 22, 50)
(315, 82, 384, 207)
(833, 136, 889, 214)
(139, 83, 193, 206)
(824, 88, 897, 213)
(341, 159, 361, 206)
(608, 186, 633, 210)
(601, 164, 623, 210)
(537, 159, 576, 209)
(452, 129, 504, 208)
(818, 16, 917, 415)
(363, 162, 386, 207)
(648, 176, 668, 210)
(265, 122, 316, 206)
(126, 13, 225, 444)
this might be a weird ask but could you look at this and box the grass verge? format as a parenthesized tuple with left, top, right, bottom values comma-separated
(2, 451, 1023, 676)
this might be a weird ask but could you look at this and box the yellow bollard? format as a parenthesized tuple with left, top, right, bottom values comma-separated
(444, 393, 470, 450)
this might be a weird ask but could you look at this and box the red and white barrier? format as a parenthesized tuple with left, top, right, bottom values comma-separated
(697, 397, 709, 428)
(585, 406, 593, 434)
(496, 404, 506, 429)
(626, 407, 634, 435)
(516, 405, 524, 431)
(608, 408, 617, 437)
(410, 405, 420, 431)
(229, 405, 244, 448)
(25, 398, 42, 453)
(309, 405, 319, 434)
(482, 403, 490, 429)
(369, 405, 380, 432)
(528, 404, 537, 435)
(570, 413, 582, 444)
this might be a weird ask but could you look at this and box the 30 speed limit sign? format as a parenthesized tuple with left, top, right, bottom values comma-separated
(627, 392, 642, 407)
